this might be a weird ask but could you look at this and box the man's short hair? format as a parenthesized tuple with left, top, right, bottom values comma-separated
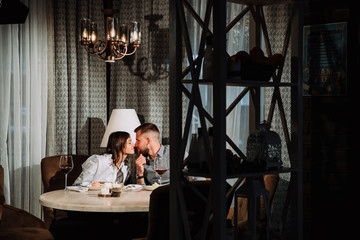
(134, 123, 160, 135)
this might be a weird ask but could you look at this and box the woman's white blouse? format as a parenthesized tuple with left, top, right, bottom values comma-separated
(73, 154, 129, 186)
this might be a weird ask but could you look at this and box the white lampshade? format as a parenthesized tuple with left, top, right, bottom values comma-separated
(100, 109, 141, 147)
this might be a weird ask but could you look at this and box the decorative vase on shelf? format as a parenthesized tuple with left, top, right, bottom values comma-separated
(246, 121, 282, 171)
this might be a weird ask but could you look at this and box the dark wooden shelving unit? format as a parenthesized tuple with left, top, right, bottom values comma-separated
(169, 0, 303, 239)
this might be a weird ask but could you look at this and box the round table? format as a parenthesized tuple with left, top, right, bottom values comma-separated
(39, 188, 152, 213)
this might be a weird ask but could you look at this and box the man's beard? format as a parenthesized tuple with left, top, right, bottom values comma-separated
(135, 146, 149, 155)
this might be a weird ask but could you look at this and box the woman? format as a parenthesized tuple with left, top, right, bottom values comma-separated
(73, 131, 135, 186)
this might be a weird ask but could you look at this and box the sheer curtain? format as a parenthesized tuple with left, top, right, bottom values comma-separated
(0, 0, 48, 218)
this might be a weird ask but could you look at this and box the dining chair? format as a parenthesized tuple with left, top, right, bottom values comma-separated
(40, 155, 89, 228)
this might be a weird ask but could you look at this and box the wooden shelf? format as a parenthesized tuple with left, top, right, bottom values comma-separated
(227, 0, 291, 6)
(182, 79, 297, 87)
(187, 167, 297, 179)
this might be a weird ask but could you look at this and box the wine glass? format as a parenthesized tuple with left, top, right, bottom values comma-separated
(153, 156, 168, 185)
(59, 155, 74, 191)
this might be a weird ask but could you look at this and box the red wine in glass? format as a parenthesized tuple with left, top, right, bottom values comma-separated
(154, 156, 168, 185)
(59, 155, 73, 190)
(155, 168, 167, 177)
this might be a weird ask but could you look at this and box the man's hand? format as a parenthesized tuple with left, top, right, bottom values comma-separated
(135, 154, 146, 184)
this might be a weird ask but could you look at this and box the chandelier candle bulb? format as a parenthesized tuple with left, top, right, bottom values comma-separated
(110, 28, 115, 38)
(121, 34, 127, 44)
(107, 17, 119, 42)
(119, 24, 128, 45)
(80, 18, 91, 44)
(82, 29, 88, 39)
(130, 21, 141, 47)
(130, 32, 138, 41)
(91, 22, 97, 43)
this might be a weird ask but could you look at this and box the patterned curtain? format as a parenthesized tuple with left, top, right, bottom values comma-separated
(264, 3, 293, 231)
(111, 0, 171, 141)
(49, 0, 106, 156)
(48, 0, 171, 156)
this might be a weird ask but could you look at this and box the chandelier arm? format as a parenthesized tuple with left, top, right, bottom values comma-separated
(94, 52, 107, 60)
(97, 42, 127, 61)
(110, 45, 127, 61)
(82, 45, 93, 54)
(124, 47, 138, 56)
(112, 44, 128, 58)
(113, 54, 127, 61)
(92, 40, 108, 56)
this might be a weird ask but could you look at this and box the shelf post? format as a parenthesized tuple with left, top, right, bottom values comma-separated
(291, 0, 303, 239)
(169, 0, 184, 239)
(249, 5, 262, 132)
(212, 0, 227, 239)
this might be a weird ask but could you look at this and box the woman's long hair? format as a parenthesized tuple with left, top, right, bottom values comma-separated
(106, 131, 130, 164)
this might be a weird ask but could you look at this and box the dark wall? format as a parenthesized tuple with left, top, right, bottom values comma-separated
(302, 0, 356, 239)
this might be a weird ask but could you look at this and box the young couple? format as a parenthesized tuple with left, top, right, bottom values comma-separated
(74, 122, 169, 186)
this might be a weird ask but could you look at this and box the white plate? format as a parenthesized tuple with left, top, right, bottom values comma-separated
(87, 182, 124, 191)
(143, 184, 160, 191)
(143, 185, 155, 191)
(88, 186, 103, 191)
(123, 184, 143, 192)
(87, 183, 104, 190)
(67, 186, 89, 192)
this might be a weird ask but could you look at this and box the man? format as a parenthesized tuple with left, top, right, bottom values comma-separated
(134, 123, 170, 185)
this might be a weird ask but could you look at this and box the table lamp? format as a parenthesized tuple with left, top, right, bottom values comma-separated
(100, 109, 141, 147)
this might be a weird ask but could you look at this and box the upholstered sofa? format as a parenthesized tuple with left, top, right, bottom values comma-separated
(0, 165, 54, 240)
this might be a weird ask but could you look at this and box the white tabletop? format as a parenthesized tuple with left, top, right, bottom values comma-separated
(39, 188, 152, 213)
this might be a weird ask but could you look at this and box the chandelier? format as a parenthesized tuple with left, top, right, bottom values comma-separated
(79, 2, 141, 63)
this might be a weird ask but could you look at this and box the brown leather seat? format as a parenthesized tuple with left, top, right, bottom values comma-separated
(40, 155, 90, 227)
(0, 165, 54, 240)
